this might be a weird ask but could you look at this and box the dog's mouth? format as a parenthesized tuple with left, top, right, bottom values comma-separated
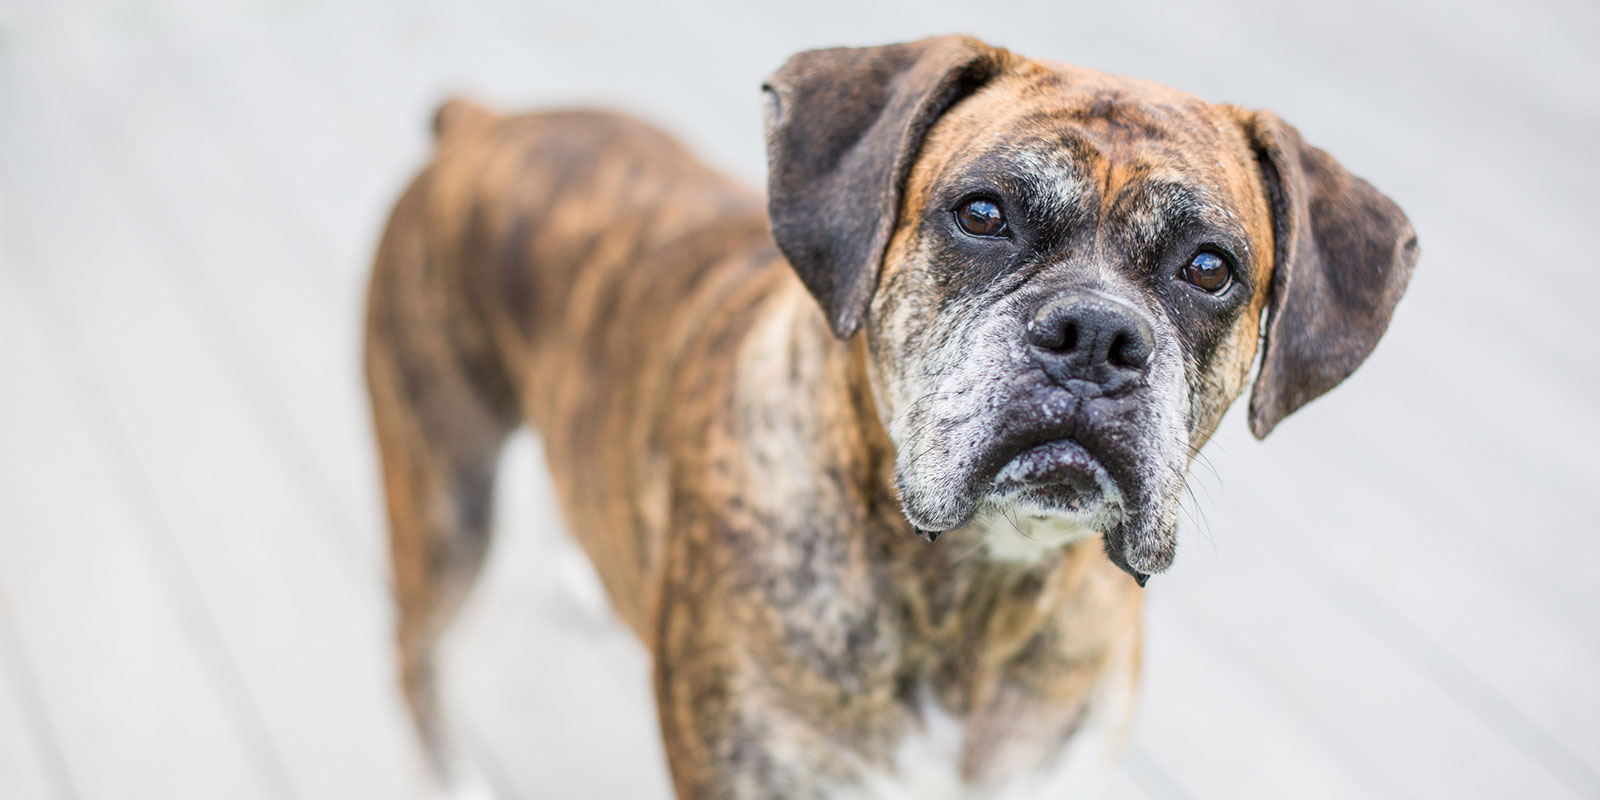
(903, 421, 1162, 582)
(896, 380, 1182, 586)
(903, 414, 1134, 536)
(988, 438, 1123, 516)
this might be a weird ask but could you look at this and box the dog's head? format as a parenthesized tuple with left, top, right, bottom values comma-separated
(762, 36, 1417, 582)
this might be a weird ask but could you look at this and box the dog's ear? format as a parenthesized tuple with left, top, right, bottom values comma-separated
(1239, 110, 1420, 438)
(762, 36, 1011, 338)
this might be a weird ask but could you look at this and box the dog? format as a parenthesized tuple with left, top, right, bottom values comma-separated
(365, 34, 1417, 798)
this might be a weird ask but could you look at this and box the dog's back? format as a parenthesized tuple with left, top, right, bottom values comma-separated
(402, 101, 773, 393)
(366, 102, 795, 781)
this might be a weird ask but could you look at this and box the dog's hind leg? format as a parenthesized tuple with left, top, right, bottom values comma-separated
(365, 177, 519, 794)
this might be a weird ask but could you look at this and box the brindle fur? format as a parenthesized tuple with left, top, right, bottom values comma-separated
(366, 35, 1415, 798)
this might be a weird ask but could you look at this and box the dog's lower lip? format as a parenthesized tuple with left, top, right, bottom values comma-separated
(987, 438, 1116, 518)
(993, 439, 1100, 488)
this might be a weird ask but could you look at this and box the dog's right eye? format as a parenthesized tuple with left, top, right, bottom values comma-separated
(1181, 250, 1234, 294)
(954, 197, 1008, 238)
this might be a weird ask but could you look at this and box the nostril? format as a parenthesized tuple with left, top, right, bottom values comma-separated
(1108, 331, 1131, 368)
(1109, 330, 1152, 370)
(1028, 311, 1078, 353)
(1108, 324, 1154, 370)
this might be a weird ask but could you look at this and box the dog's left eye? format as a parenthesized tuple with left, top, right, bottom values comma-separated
(954, 197, 1008, 238)
(1181, 250, 1233, 293)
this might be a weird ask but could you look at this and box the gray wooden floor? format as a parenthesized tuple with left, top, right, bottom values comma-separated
(2, 0, 1597, 798)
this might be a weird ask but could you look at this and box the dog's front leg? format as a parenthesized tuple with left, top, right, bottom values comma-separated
(647, 506, 908, 800)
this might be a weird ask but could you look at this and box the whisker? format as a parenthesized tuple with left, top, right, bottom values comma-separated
(1004, 507, 1036, 540)
(950, 533, 992, 564)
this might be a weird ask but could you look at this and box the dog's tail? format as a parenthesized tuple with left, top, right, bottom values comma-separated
(431, 96, 495, 143)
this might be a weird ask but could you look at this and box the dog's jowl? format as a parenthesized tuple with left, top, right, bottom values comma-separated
(366, 34, 1417, 798)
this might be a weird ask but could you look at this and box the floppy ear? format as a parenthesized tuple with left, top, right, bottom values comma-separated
(762, 35, 1011, 338)
(1241, 110, 1420, 438)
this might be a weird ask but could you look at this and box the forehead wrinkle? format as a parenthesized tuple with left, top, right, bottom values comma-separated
(1110, 174, 1250, 256)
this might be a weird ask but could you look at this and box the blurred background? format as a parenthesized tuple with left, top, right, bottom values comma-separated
(2, 0, 1597, 798)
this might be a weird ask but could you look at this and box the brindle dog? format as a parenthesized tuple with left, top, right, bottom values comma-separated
(366, 35, 1416, 798)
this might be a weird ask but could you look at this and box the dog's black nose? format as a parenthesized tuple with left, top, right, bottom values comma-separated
(1028, 295, 1155, 394)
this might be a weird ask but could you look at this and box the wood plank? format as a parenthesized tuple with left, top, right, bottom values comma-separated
(116, 12, 419, 577)
(2, 31, 431, 800)
(1129, 598, 1403, 799)
(136, 8, 380, 281)
(0, 268, 284, 800)
(47, 15, 385, 584)
(0, 592, 75, 800)
(1113, 746, 1191, 800)
(1147, 458, 1593, 799)
(1290, 322, 1600, 620)
(261, 1, 441, 180)
(1202, 397, 1600, 788)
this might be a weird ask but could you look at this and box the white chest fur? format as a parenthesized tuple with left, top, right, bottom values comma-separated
(832, 677, 1134, 800)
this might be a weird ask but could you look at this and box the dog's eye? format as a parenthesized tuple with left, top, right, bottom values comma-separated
(954, 197, 1008, 238)
(1181, 250, 1233, 293)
